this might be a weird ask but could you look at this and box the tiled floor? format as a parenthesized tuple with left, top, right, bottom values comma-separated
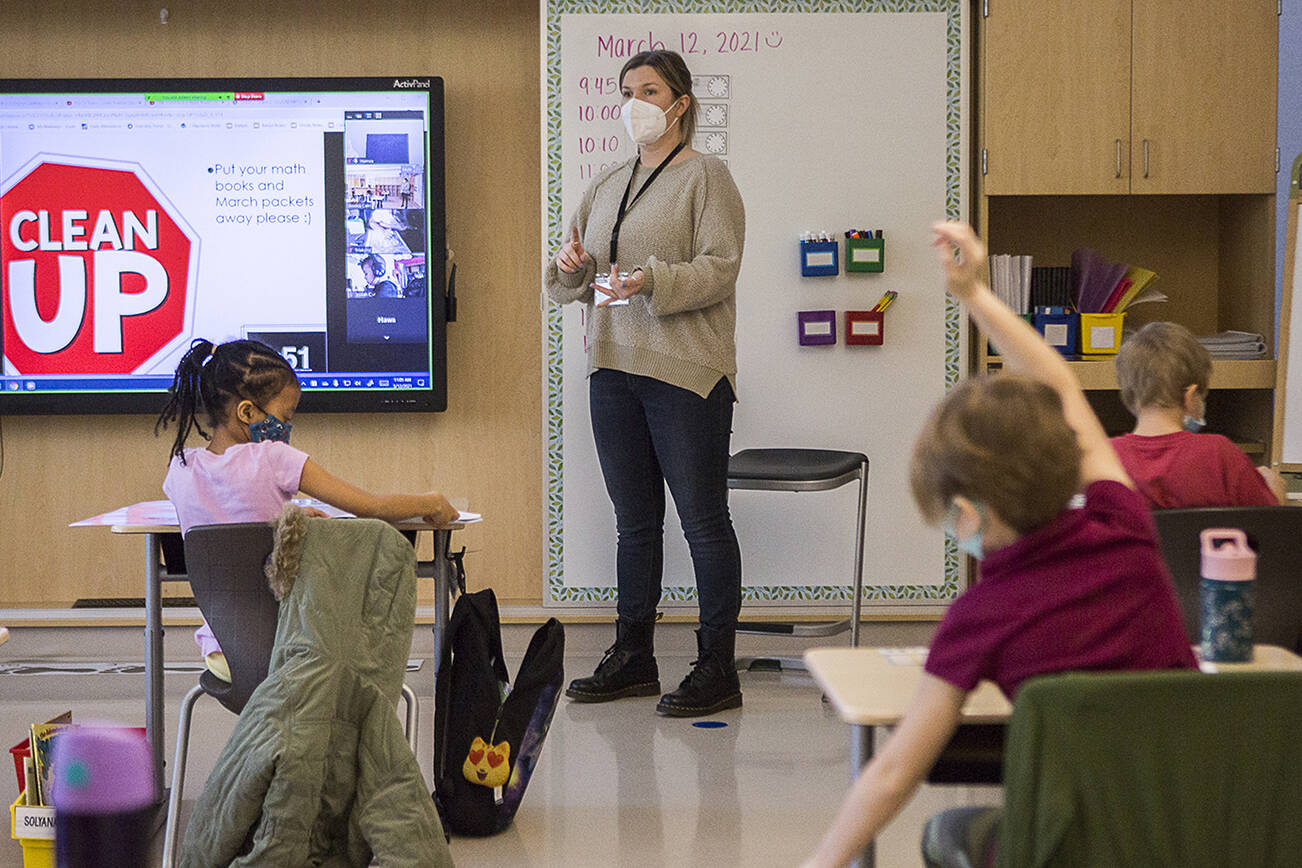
(1, 624, 997, 866)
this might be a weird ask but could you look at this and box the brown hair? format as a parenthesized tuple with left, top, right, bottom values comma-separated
(619, 50, 697, 147)
(910, 375, 1083, 535)
(1115, 321, 1211, 415)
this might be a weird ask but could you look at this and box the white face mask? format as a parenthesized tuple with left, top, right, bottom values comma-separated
(622, 96, 680, 145)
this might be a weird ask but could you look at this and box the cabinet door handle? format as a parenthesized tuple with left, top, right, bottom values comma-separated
(1115, 139, 1123, 178)
(1143, 139, 1150, 179)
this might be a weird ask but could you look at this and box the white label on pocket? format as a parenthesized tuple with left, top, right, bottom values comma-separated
(803, 321, 833, 336)
(1090, 325, 1116, 349)
(805, 251, 835, 268)
(850, 320, 880, 336)
(851, 247, 880, 263)
(1044, 323, 1069, 345)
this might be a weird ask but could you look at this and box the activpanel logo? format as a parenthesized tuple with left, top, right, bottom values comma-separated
(392, 79, 430, 89)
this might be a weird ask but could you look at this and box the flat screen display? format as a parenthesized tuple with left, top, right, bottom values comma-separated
(0, 76, 447, 413)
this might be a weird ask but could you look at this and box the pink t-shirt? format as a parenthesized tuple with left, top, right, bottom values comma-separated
(162, 441, 309, 656)
(925, 480, 1197, 699)
(1110, 430, 1277, 510)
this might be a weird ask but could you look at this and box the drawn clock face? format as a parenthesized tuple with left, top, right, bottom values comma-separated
(703, 76, 730, 98)
(702, 104, 727, 127)
(702, 132, 727, 155)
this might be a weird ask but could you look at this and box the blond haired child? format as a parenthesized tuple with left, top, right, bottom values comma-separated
(1112, 321, 1285, 508)
(801, 224, 1195, 867)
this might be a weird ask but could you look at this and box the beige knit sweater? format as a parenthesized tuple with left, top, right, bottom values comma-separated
(545, 153, 745, 398)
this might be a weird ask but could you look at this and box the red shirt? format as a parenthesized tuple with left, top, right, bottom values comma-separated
(925, 480, 1196, 698)
(1111, 431, 1277, 510)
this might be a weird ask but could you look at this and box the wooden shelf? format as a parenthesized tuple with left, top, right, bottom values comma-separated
(983, 357, 1276, 391)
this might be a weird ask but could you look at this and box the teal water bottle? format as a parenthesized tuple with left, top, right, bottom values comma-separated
(1199, 528, 1257, 663)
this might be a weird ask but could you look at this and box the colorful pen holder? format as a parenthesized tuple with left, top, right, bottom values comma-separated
(845, 310, 884, 346)
(800, 240, 839, 277)
(845, 237, 884, 273)
(797, 310, 837, 346)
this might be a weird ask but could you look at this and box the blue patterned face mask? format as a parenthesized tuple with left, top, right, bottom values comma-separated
(1183, 393, 1207, 433)
(942, 501, 986, 561)
(249, 409, 292, 444)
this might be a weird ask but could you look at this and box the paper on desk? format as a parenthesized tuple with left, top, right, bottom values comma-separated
(70, 500, 177, 527)
(878, 646, 929, 666)
(291, 498, 481, 524)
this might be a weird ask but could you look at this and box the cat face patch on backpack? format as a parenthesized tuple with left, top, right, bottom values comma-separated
(463, 736, 511, 788)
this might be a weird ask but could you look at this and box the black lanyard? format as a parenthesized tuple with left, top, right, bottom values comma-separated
(609, 141, 686, 266)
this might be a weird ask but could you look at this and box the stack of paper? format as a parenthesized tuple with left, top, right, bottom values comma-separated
(1197, 331, 1267, 360)
(988, 254, 1033, 314)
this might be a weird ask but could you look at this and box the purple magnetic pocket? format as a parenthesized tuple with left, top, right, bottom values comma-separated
(798, 310, 837, 346)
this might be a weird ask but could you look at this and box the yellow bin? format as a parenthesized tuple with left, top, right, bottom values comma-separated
(1079, 312, 1125, 356)
(10, 792, 55, 868)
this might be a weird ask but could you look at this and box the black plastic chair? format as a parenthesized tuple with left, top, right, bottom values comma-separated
(1151, 506, 1302, 652)
(161, 522, 417, 867)
(728, 448, 869, 671)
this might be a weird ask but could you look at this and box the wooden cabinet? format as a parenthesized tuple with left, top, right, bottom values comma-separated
(983, 0, 1278, 195)
(976, 2, 1280, 455)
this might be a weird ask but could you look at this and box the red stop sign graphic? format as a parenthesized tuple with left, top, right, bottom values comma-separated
(2, 160, 194, 375)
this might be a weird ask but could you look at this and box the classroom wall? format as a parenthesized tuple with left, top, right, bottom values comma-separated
(0, 0, 544, 609)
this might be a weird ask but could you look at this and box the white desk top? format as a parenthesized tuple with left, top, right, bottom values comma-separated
(71, 499, 481, 534)
(804, 646, 1012, 726)
(804, 644, 1302, 727)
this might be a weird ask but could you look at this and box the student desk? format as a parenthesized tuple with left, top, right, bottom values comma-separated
(72, 500, 478, 797)
(804, 644, 1302, 868)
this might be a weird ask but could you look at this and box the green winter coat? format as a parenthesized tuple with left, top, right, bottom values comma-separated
(180, 516, 452, 867)
(999, 670, 1302, 868)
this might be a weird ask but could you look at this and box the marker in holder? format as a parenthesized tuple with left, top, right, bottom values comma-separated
(845, 229, 885, 273)
(800, 233, 839, 277)
(798, 310, 837, 346)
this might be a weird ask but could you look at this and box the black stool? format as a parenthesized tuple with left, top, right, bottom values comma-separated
(728, 449, 869, 670)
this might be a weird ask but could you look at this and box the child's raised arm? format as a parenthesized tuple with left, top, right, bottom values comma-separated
(298, 460, 459, 526)
(931, 221, 1131, 490)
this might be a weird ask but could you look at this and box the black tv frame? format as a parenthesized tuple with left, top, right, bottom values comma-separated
(0, 75, 447, 415)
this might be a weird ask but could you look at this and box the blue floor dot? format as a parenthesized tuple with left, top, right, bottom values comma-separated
(692, 720, 727, 728)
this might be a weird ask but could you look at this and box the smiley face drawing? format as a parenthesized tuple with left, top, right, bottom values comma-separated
(462, 736, 511, 788)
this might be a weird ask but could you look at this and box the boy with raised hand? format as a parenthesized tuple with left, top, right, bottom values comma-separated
(801, 223, 1194, 867)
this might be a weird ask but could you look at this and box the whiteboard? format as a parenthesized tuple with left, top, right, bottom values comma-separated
(542, 1, 968, 608)
(1274, 155, 1302, 467)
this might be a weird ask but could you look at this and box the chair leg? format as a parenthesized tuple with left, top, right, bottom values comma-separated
(850, 460, 869, 648)
(401, 683, 419, 754)
(162, 683, 204, 868)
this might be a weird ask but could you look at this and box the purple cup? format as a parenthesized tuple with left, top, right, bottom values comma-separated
(51, 726, 157, 868)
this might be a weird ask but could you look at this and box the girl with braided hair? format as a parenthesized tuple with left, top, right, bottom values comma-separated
(156, 338, 457, 681)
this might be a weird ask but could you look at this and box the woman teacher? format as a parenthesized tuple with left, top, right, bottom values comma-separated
(545, 49, 746, 718)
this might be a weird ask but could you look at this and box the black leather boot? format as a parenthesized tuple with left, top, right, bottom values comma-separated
(565, 618, 660, 702)
(655, 625, 742, 717)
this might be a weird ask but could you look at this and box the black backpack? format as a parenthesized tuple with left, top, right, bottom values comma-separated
(432, 588, 564, 836)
